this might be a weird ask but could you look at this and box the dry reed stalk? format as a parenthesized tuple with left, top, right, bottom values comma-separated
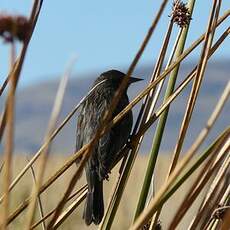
(169, 0, 221, 175)
(31, 185, 87, 229)
(138, 19, 174, 127)
(0, 162, 4, 175)
(0, 76, 10, 97)
(101, 14, 175, 229)
(1, 41, 16, 230)
(199, 169, 230, 229)
(202, 186, 230, 230)
(52, 189, 87, 229)
(206, 185, 230, 230)
(0, 78, 107, 204)
(24, 58, 71, 230)
(110, 10, 229, 129)
(28, 159, 46, 230)
(146, 1, 196, 227)
(189, 156, 230, 230)
(47, 151, 91, 228)
(202, 152, 230, 209)
(130, 127, 229, 230)
(145, 31, 184, 229)
(146, 28, 183, 124)
(0, 0, 43, 142)
(168, 81, 230, 227)
(169, 140, 230, 230)
(135, 26, 183, 227)
(189, 152, 230, 229)
(0, 110, 7, 142)
(200, 180, 229, 230)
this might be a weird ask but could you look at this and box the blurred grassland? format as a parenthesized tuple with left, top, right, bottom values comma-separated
(0, 154, 207, 230)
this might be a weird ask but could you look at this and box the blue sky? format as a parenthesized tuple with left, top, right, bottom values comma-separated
(0, 1, 229, 87)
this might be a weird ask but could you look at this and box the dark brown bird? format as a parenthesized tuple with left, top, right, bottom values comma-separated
(75, 70, 142, 225)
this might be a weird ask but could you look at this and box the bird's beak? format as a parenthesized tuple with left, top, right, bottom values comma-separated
(129, 77, 143, 84)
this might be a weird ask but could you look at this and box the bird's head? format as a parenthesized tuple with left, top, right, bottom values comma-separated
(95, 70, 143, 88)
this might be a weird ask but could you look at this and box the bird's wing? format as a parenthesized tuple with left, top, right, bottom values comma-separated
(75, 92, 112, 156)
(76, 89, 122, 179)
(75, 107, 84, 152)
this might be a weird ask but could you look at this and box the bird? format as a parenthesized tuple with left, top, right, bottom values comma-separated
(75, 69, 142, 225)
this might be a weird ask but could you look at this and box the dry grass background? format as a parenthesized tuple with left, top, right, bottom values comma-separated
(0, 154, 205, 230)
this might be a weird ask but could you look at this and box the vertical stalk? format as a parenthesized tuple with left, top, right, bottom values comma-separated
(135, 0, 195, 220)
(1, 41, 16, 229)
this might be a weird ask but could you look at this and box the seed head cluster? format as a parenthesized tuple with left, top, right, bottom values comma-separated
(171, 0, 191, 28)
(0, 14, 30, 42)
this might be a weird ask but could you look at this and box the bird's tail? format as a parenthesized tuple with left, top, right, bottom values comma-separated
(83, 170, 104, 225)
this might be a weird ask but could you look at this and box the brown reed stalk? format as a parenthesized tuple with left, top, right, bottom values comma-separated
(0, 0, 43, 142)
(169, 140, 230, 229)
(142, 31, 184, 229)
(31, 185, 87, 229)
(169, 0, 221, 175)
(1, 40, 16, 230)
(110, 10, 229, 129)
(162, 77, 230, 229)
(151, 2, 224, 226)
(192, 156, 230, 230)
(25, 61, 71, 229)
(0, 162, 4, 175)
(101, 12, 175, 229)
(143, 2, 195, 227)
(130, 127, 230, 230)
(134, 25, 182, 224)
(146, 28, 183, 125)
(199, 171, 230, 229)
(51, 189, 87, 229)
(137, 19, 174, 126)
(200, 180, 229, 230)
(47, 150, 92, 228)
(0, 78, 107, 204)
(189, 151, 230, 229)
(0, 76, 10, 97)
(206, 185, 230, 229)
(28, 159, 46, 230)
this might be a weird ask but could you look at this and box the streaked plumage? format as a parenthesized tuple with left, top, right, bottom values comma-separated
(75, 70, 142, 225)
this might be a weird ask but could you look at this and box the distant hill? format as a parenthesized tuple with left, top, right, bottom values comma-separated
(0, 61, 229, 154)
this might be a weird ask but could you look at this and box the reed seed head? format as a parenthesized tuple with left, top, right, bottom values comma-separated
(0, 13, 30, 43)
(171, 0, 191, 28)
